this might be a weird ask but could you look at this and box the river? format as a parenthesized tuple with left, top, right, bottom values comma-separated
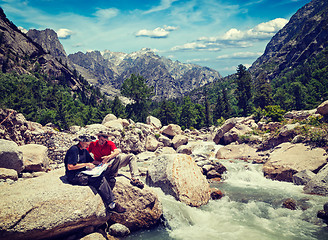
(124, 144, 328, 240)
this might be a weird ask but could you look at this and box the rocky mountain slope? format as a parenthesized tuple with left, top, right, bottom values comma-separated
(0, 9, 83, 93)
(249, 0, 328, 80)
(68, 48, 222, 100)
(26, 28, 68, 65)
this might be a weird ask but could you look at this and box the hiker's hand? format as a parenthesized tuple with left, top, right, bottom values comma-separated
(85, 163, 95, 169)
(101, 155, 111, 163)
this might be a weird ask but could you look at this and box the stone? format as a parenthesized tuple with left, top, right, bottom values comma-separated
(0, 139, 24, 173)
(102, 114, 117, 125)
(145, 135, 160, 152)
(172, 135, 188, 149)
(146, 154, 210, 207)
(222, 124, 253, 145)
(146, 116, 162, 129)
(284, 109, 317, 120)
(0, 168, 162, 239)
(293, 169, 316, 185)
(108, 223, 130, 237)
(213, 118, 237, 145)
(81, 232, 107, 240)
(109, 176, 162, 231)
(158, 135, 172, 147)
(263, 143, 327, 182)
(282, 198, 297, 210)
(304, 164, 328, 195)
(19, 144, 49, 172)
(0, 167, 18, 181)
(210, 188, 224, 200)
(161, 124, 182, 137)
(215, 143, 264, 161)
(103, 120, 123, 131)
(317, 100, 328, 116)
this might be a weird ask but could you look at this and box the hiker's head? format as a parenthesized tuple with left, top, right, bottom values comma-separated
(73, 135, 95, 149)
(96, 131, 110, 145)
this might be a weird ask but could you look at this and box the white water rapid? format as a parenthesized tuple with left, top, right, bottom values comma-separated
(126, 143, 328, 240)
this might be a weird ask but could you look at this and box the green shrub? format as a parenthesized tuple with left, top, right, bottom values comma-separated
(216, 117, 225, 127)
(264, 105, 286, 122)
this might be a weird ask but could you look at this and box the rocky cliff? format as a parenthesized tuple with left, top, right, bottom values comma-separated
(68, 48, 222, 100)
(0, 9, 82, 93)
(249, 0, 328, 80)
(26, 28, 68, 65)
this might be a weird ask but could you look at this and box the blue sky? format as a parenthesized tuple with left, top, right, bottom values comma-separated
(1, 0, 310, 76)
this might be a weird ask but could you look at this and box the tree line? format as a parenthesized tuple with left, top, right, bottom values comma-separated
(1, 47, 327, 130)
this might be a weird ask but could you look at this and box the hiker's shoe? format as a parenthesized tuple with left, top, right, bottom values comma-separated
(108, 203, 126, 214)
(130, 178, 144, 189)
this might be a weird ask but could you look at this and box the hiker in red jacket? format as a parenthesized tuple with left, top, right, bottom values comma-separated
(88, 131, 143, 188)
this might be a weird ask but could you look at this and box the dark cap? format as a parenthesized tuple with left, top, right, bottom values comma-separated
(73, 135, 96, 142)
(96, 131, 111, 138)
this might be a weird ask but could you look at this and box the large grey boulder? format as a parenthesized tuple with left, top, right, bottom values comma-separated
(102, 113, 117, 125)
(303, 164, 328, 195)
(213, 118, 237, 144)
(172, 135, 188, 149)
(19, 144, 49, 172)
(263, 143, 327, 182)
(293, 169, 316, 185)
(0, 168, 162, 240)
(0, 139, 24, 173)
(146, 154, 210, 207)
(215, 143, 265, 162)
(146, 116, 162, 129)
(145, 135, 160, 152)
(317, 100, 328, 116)
(109, 176, 162, 231)
(161, 124, 182, 137)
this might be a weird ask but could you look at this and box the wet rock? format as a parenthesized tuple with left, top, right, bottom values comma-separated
(108, 223, 130, 237)
(146, 154, 210, 207)
(292, 170, 315, 185)
(210, 188, 224, 200)
(304, 164, 328, 195)
(282, 198, 297, 210)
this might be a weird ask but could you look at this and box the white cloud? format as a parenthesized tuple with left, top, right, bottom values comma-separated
(143, 0, 178, 14)
(18, 26, 28, 33)
(93, 8, 119, 20)
(56, 28, 73, 39)
(136, 25, 177, 38)
(171, 42, 208, 51)
(217, 51, 262, 59)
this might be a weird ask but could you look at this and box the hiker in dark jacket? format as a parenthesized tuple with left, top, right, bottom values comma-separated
(64, 134, 126, 213)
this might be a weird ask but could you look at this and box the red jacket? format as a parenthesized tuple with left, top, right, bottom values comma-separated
(88, 140, 117, 162)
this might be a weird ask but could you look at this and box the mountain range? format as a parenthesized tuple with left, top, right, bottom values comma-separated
(0, 0, 327, 104)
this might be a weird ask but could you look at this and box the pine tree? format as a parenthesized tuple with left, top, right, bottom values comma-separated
(235, 64, 252, 116)
(121, 74, 154, 122)
(254, 72, 273, 109)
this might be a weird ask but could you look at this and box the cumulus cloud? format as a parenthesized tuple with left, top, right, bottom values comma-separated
(216, 51, 262, 59)
(93, 8, 119, 20)
(136, 25, 177, 38)
(171, 42, 208, 51)
(18, 26, 28, 33)
(173, 18, 288, 52)
(56, 28, 73, 39)
(221, 18, 288, 41)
